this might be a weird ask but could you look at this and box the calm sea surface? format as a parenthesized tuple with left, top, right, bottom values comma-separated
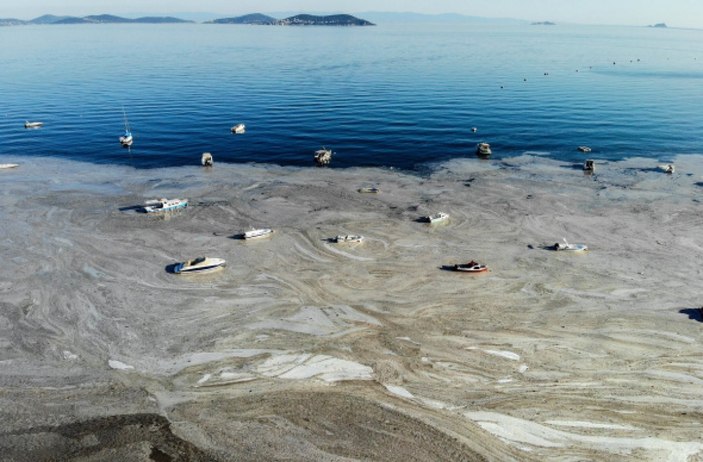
(1, 23, 702, 170)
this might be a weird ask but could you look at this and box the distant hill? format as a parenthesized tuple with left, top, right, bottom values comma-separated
(0, 14, 193, 25)
(206, 13, 374, 26)
(278, 14, 374, 26)
(30, 14, 72, 24)
(84, 14, 133, 23)
(206, 13, 277, 25)
(0, 18, 25, 26)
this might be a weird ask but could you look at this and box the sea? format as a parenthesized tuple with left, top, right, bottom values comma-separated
(1, 22, 702, 171)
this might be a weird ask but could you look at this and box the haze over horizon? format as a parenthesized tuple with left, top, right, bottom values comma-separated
(1, 0, 701, 28)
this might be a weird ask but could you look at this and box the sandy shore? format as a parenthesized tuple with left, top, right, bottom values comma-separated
(1, 154, 702, 461)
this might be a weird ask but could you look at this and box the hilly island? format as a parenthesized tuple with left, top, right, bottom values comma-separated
(0, 13, 375, 26)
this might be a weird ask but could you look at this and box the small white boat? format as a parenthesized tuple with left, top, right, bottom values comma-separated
(231, 123, 246, 134)
(453, 260, 488, 273)
(422, 212, 449, 224)
(0, 163, 19, 169)
(174, 257, 226, 274)
(583, 159, 595, 172)
(142, 198, 188, 213)
(335, 235, 364, 243)
(657, 164, 674, 174)
(314, 147, 333, 166)
(476, 142, 492, 156)
(243, 228, 274, 239)
(578, 146, 592, 153)
(358, 187, 380, 194)
(201, 152, 213, 167)
(119, 108, 133, 146)
(24, 121, 43, 129)
(553, 238, 588, 252)
(119, 130, 133, 147)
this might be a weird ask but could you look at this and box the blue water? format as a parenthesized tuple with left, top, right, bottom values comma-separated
(1, 23, 702, 170)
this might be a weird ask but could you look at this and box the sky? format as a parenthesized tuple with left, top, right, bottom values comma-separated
(2, 0, 703, 28)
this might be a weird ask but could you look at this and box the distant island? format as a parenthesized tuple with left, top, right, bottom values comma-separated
(206, 14, 374, 26)
(648, 23, 667, 28)
(531, 21, 556, 26)
(0, 12, 374, 27)
(207, 13, 277, 25)
(0, 14, 193, 26)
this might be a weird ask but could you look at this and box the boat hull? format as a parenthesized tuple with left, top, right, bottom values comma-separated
(143, 199, 188, 213)
(243, 229, 273, 239)
(174, 258, 226, 274)
(454, 266, 488, 273)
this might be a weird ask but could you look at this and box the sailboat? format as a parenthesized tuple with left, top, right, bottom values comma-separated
(119, 108, 133, 147)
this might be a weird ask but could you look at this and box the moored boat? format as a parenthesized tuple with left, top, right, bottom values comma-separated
(119, 109, 133, 146)
(358, 187, 380, 194)
(119, 129, 133, 147)
(578, 146, 592, 153)
(201, 152, 213, 167)
(174, 257, 226, 274)
(231, 123, 246, 134)
(24, 121, 43, 129)
(422, 212, 449, 223)
(0, 163, 19, 169)
(476, 142, 492, 156)
(334, 234, 364, 243)
(314, 147, 333, 166)
(142, 198, 188, 213)
(553, 239, 588, 252)
(243, 228, 274, 239)
(453, 260, 488, 273)
(657, 164, 674, 174)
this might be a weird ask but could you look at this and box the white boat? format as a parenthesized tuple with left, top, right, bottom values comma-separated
(142, 198, 188, 213)
(119, 109, 133, 146)
(0, 163, 19, 169)
(578, 146, 592, 153)
(553, 238, 588, 252)
(174, 257, 226, 274)
(453, 260, 488, 273)
(476, 142, 492, 156)
(24, 121, 43, 129)
(243, 228, 273, 239)
(335, 235, 364, 243)
(422, 212, 449, 223)
(314, 147, 333, 165)
(583, 159, 595, 172)
(358, 187, 380, 194)
(231, 123, 246, 134)
(201, 152, 213, 167)
(657, 164, 674, 174)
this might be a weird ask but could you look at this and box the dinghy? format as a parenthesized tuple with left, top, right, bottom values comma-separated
(243, 228, 274, 239)
(174, 257, 226, 274)
(453, 261, 488, 273)
(553, 238, 588, 252)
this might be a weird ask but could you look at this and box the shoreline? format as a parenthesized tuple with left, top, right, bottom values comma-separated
(1, 153, 702, 460)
